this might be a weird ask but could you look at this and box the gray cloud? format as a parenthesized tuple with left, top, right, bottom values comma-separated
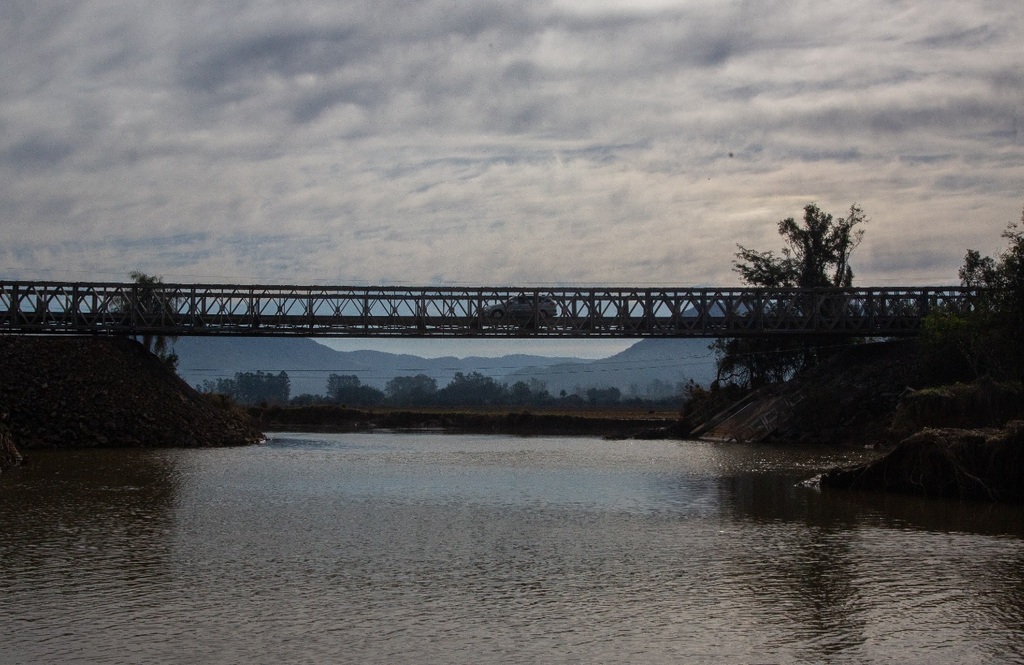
(1, 135, 77, 170)
(0, 0, 1021, 289)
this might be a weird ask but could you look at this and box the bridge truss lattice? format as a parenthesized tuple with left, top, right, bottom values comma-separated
(0, 281, 979, 339)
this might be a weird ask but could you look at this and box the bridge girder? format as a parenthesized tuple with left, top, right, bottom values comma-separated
(0, 281, 981, 339)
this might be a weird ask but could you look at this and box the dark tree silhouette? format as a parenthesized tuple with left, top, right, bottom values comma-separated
(925, 207, 1024, 381)
(114, 272, 180, 371)
(715, 203, 868, 388)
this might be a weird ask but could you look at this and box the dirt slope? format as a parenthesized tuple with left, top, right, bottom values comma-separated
(0, 336, 263, 455)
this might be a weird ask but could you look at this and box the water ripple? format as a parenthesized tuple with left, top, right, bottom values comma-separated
(1, 435, 1022, 664)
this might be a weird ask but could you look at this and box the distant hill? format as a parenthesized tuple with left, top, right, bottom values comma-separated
(501, 338, 717, 398)
(174, 338, 343, 396)
(172, 337, 586, 397)
(173, 337, 717, 399)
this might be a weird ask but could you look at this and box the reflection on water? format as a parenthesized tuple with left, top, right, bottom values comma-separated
(1, 434, 1022, 664)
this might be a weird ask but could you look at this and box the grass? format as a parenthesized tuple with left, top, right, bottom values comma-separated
(328, 404, 681, 421)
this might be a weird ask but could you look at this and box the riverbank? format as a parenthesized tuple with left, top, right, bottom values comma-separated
(820, 421, 1024, 502)
(249, 404, 682, 439)
(0, 421, 21, 471)
(4, 336, 1021, 502)
(691, 340, 932, 446)
(0, 336, 263, 468)
(686, 339, 1024, 502)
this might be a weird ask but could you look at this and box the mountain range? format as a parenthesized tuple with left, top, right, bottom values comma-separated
(172, 337, 717, 398)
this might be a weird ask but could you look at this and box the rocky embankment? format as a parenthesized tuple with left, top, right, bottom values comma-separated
(696, 340, 931, 446)
(0, 336, 263, 470)
(820, 422, 1024, 502)
(692, 340, 1024, 503)
(697, 340, 1024, 446)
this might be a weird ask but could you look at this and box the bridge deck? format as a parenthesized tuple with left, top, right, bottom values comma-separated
(0, 281, 976, 339)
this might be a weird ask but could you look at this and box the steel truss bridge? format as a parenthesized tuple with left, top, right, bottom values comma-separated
(0, 281, 978, 339)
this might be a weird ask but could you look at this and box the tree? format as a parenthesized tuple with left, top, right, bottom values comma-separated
(586, 386, 621, 406)
(116, 272, 180, 372)
(925, 208, 1024, 380)
(509, 381, 533, 405)
(197, 371, 290, 405)
(385, 374, 438, 406)
(715, 203, 868, 388)
(198, 378, 236, 395)
(436, 372, 507, 406)
(733, 203, 866, 289)
(234, 371, 290, 405)
(326, 374, 384, 406)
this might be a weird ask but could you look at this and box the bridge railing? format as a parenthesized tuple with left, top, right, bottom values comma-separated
(0, 281, 981, 338)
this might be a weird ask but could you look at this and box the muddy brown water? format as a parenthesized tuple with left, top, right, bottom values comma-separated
(2, 433, 1022, 663)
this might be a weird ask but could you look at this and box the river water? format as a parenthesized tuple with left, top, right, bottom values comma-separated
(1, 433, 1022, 664)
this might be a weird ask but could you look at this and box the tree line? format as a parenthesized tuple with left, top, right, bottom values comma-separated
(199, 370, 686, 409)
(199, 371, 291, 405)
(922, 210, 1024, 382)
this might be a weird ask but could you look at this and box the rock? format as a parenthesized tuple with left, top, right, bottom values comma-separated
(820, 421, 1024, 503)
(0, 421, 22, 472)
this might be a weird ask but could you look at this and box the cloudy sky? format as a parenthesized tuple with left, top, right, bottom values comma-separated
(2, 0, 1022, 297)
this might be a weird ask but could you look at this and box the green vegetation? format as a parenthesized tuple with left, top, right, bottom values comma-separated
(923, 208, 1024, 382)
(732, 203, 866, 289)
(200, 368, 681, 410)
(689, 202, 1024, 454)
(118, 271, 180, 372)
(326, 374, 386, 406)
(248, 403, 679, 438)
(384, 374, 438, 405)
(708, 201, 1024, 394)
(200, 371, 291, 405)
(714, 203, 868, 388)
(890, 379, 1024, 438)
